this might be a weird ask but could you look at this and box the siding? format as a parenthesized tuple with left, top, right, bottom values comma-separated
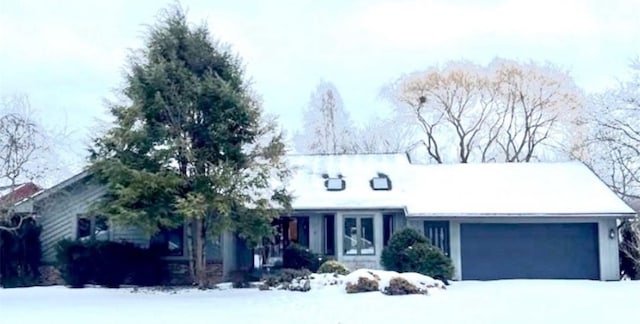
(37, 178, 107, 263)
(308, 214, 323, 254)
(35, 175, 223, 264)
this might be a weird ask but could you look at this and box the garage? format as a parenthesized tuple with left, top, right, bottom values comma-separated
(460, 223, 600, 280)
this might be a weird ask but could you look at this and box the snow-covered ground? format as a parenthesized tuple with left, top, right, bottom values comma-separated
(1, 280, 638, 324)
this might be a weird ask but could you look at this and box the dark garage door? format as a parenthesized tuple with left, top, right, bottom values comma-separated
(460, 223, 600, 280)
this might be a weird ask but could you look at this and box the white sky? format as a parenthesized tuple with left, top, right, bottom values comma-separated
(1, 0, 639, 182)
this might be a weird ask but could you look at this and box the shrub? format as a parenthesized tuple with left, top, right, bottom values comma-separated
(56, 239, 166, 288)
(381, 228, 454, 280)
(383, 277, 424, 295)
(345, 277, 379, 294)
(230, 270, 260, 288)
(263, 268, 311, 287)
(0, 219, 42, 287)
(282, 243, 320, 272)
(620, 220, 640, 280)
(55, 239, 91, 288)
(317, 260, 349, 275)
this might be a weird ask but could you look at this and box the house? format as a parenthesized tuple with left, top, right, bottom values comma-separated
(0, 182, 41, 211)
(18, 153, 637, 282)
(251, 153, 636, 281)
(13, 172, 224, 284)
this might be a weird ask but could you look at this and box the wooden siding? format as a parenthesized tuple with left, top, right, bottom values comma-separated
(37, 178, 107, 263)
(36, 176, 222, 263)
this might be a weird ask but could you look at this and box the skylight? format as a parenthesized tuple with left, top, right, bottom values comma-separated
(371, 173, 392, 190)
(323, 174, 346, 191)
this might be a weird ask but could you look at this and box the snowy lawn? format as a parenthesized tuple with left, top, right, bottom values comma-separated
(1, 280, 638, 324)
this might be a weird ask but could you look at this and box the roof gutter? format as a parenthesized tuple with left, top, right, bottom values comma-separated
(406, 212, 638, 218)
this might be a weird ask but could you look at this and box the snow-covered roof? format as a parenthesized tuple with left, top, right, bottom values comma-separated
(286, 154, 636, 217)
(286, 153, 411, 211)
(404, 162, 635, 216)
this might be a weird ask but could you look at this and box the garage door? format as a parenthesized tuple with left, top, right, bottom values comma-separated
(460, 223, 600, 280)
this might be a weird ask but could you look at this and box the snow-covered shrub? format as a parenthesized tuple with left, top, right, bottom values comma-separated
(262, 268, 311, 288)
(345, 269, 381, 293)
(345, 269, 446, 295)
(317, 260, 349, 275)
(308, 273, 345, 288)
(346, 277, 379, 293)
(283, 243, 321, 272)
(381, 228, 454, 281)
(383, 277, 424, 295)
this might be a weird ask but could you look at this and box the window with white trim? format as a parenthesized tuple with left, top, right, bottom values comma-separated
(343, 215, 375, 255)
(76, 214, 110, 241)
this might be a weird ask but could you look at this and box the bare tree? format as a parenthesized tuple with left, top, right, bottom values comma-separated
(490, 59, 583, 162)
(0, 94, 49, 232)
(388, 62, 488, 163)
(350, 116, 418, 154)
(576, 58, 640, 279)
(387, 59, 584, 163)
(580, 58, 640, 202)
(293, 81, 356, 154)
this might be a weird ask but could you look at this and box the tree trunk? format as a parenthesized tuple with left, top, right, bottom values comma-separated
(194, 218, 208, 289)
(186, 219, 195, 284)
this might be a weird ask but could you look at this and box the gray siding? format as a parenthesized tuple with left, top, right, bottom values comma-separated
(37, 178, 107, 263)
(35, 176, 222, 264)
(308, 214, 323, 254)
(392, 213, 406, 233)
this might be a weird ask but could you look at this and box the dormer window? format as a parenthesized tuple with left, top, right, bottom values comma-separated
(370, 173, 392, 190)
(323, 173, 346, 191)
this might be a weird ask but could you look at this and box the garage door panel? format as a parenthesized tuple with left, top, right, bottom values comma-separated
(460, 223, 599, 280)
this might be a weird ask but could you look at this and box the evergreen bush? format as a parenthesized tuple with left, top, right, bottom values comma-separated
(56, 239, 166, 288)
(0, 219, 42, 287)
(282, 243, 320, 272)
(620, 220, 640, 280)
(317, 260, 349, 275)
(381, 228, 454, 280)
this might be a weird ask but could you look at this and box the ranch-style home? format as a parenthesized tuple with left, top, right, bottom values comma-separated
(13, 153, 637, 282)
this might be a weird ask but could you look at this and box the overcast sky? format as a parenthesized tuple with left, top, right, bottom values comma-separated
(1, 0, 639, 182)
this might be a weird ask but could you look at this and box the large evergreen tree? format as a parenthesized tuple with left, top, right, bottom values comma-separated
(89, 6, 290, 288)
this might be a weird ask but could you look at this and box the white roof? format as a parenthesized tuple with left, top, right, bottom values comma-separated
(405, 162, 635, 216)
(286, 154, 636, 217)
(287, 154, 411, 211)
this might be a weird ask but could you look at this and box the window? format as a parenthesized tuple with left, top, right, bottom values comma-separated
(76, 214, 109, 241)
(323, 173, 346, 191)
(424, 221, 450, 256)
(370, 173, 392, 190)
(150, 226, 184, 256)
(343, 216, 375, 255)
(325, 178, 345, 191)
